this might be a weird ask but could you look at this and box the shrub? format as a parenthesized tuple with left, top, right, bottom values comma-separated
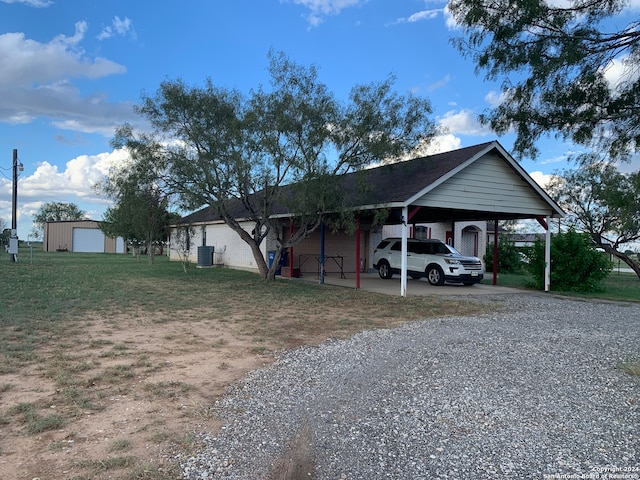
(525, 229, 611, 292)
(484, 237, 523, 273)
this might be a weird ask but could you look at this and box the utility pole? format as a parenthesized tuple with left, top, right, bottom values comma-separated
(9, 149, 20, 262)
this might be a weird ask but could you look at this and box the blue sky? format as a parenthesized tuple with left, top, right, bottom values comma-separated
(1, 0, 639, 240)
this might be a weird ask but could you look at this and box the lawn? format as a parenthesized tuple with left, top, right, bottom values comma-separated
(0, 248, 493, 480)
(488, 269, 640, 302)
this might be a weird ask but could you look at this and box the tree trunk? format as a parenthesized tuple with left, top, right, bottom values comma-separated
(599, 244, 640, 280)
(147, 239, 155, 265)
(266, 248, 285, 281)
(221, 219, 270, 279)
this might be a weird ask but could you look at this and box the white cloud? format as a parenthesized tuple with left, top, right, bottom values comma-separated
(97, 16, 136, 41)
(484, 90, 508, 108)
(283, 0, 365, 25)
(0, 24, 137, 135)
(426, 74, 450, 92)
(443, 4, 459, 30)
(373, 133, 462, 165)
(601, 54, 640, 94)
(420, 134, 462, 155)
(438, 109, 491, 136)
(0, 22, 125, 87)
(0, 149, 131, 236)
(19, 149, 128, 200)
(393, 9, 441, 24)
(529, 171, 553, 189)
(287, 0, 363, 15)
(0, 0, 51, 6)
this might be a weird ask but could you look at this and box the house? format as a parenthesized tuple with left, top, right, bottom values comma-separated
(169, 141, 564, 291)
(43, 220, 125, 253)
(485, 220, 548, 249)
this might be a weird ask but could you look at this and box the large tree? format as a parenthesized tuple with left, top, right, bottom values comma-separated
(0, 217, 8, 248)
(31, 202, 85, 239)
(449, 0, 640, 161)
(118, 51, 438, 280)
(99, 146, 175, 264)
(547, 162, 640, 279)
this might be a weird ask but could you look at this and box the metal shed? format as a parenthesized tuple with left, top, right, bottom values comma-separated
(43, 220, 125, 253)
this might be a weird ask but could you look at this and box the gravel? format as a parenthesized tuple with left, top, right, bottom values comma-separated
(180, 293, 640, 479)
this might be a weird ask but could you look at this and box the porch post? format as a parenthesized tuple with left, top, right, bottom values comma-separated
(401, 206, 408, 297)
(355, 217, 361, 290)
(493, 218, 499, 286)
(320, 221, 326, 285)
(545, 216, 551, 292)
(289, 221, 294, 278)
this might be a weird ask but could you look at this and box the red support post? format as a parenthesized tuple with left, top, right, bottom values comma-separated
(493, 219, 499, 286)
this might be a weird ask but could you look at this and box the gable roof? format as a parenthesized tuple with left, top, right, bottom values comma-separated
(178, 141, 564, 226)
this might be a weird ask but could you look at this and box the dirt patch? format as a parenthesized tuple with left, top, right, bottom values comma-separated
(0, 312, 280, 480)
(267, 426, 316, 480)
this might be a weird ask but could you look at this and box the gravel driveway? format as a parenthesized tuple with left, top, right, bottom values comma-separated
(181, 293, 640, 479)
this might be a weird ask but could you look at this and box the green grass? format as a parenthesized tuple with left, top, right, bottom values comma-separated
(486, 270, 640, 302)
(8, 402, 66, 434)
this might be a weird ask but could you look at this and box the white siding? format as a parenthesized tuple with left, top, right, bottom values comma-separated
(169, 221, 267, 272)
(415, 153, 554, 216)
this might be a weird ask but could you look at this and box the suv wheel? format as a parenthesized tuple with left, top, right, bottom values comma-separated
(378, 260, 393, 279)
(426, 265, 445, 286)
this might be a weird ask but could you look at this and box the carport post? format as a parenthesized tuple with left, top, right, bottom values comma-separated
(492, 218, 499, 286)
(289, 222, 294, 278)
(400, 206, 408, 297)
(320, 221, 325, 285)
(545, 216, 551, 292)
(355, 217, 361, 289)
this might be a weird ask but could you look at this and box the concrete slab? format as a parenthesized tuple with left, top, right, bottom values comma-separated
(294, 272, 524, 296)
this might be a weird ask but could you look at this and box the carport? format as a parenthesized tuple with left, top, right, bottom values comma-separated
(175, 141, 564, 295)
(293, 141, 564, 296)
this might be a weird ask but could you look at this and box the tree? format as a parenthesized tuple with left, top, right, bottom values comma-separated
(32, 202, 85, 239)
(119, 50, 438, 280)
(547, 162, 640, 279)
(526, 229, 611, 292)
(98, 151, 175, 265)
(0, 217, 8, 248)
(449, 0, 640, 161)
(172, 224, 195, 273)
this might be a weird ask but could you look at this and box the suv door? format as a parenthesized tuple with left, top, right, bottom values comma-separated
(406, 240, 425, 274)
(388, 240, 402, 271)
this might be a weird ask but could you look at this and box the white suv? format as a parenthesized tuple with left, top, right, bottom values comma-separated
(373, 238, 484, 286)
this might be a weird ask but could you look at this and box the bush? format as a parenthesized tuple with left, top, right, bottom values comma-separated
(525, 229, 611, 292)
(484, 238, 523, 273)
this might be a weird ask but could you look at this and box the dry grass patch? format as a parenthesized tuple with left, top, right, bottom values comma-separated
(1, 253, 498, 479)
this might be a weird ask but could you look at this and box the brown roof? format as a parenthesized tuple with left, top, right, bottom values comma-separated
(340, 141, 493, 206)
(179, 142, 495, 225)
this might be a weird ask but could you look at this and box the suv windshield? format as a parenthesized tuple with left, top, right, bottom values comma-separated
(440, 243, 461, 255)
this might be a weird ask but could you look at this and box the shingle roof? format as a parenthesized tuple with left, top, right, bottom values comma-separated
(177, 141, 532, 225)
(339, 141, 493, 206)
